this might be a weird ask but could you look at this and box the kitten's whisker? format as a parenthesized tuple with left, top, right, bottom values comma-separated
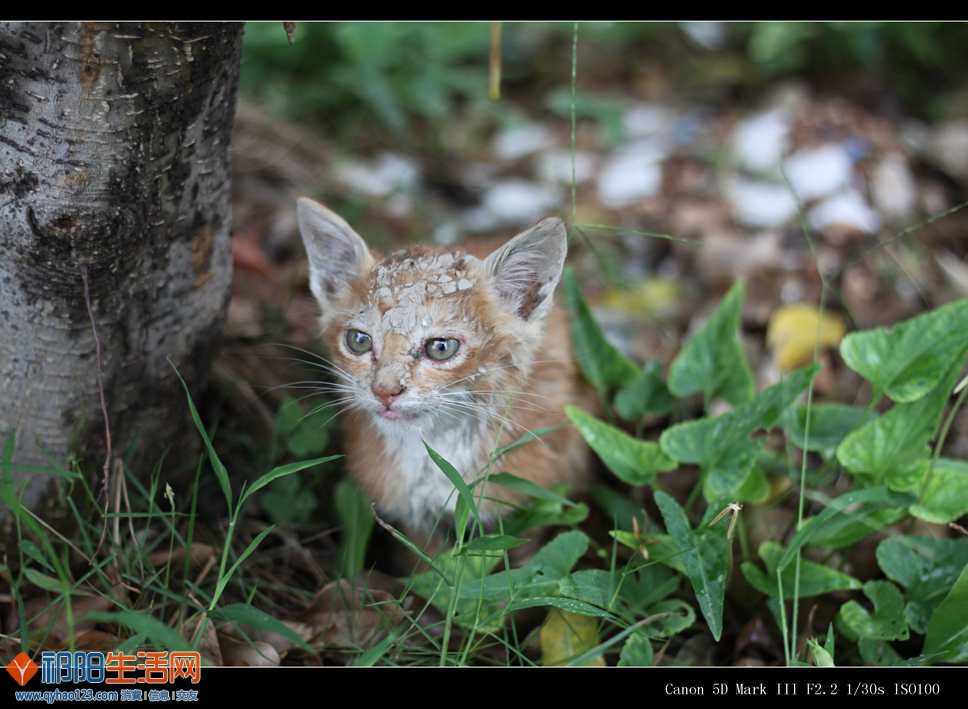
(436, 399, 550, 451)
(265, 343, 357, 383)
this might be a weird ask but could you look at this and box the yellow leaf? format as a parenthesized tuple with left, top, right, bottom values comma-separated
(539, 608, 606, 666)
(600, 279, 680, 318)
(767, 305, 847, 372)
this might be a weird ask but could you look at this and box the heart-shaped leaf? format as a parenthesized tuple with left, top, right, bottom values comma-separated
(839, 297, 968, 403)
(668, 281, 754, 407)
(565, 405, 675, 485)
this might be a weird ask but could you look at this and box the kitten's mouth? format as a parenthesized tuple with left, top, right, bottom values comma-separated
(377, 406, 419, 422)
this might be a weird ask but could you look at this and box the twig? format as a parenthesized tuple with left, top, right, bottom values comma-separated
(488, 23, 502, 100)
(282, 22, 295, 46)
(80, 265, 112, 502)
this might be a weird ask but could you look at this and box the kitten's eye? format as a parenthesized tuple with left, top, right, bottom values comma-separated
(424, 338, 460, 361)
(345, 329, 372, 355)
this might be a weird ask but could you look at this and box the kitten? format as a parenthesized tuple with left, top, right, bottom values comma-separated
(296, 197, 592, 535)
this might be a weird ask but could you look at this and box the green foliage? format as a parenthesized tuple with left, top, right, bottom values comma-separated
(557, 282, 968, 665)
(613, 361, 674, 421)
(922, 563, 968, 663)
(241, 22, 489, 135)
(654, 492, 729, 641)
(742, 542, 861, 598)
(660, 365, 818, 500)
(175, 364, 340, 615)
(562, 267, 640, 401)
(910, 458, 968, 523)
(839, 298, 968, 403)
(783, 403, 875, 460)
(838, 581, 909, 642)
(565, 405, 675, 485)
(334, 478, 375, 577)
(667, 281, 754, 407)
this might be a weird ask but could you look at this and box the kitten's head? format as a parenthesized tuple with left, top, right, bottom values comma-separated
(296, 197, 567, 431)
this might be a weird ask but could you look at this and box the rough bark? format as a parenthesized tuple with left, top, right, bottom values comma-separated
(0, 22, 243, 509)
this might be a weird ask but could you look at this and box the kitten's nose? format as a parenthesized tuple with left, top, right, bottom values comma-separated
(372, 382, 405, 409)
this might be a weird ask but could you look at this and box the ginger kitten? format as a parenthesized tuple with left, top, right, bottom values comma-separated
(296, 197, 592, 535)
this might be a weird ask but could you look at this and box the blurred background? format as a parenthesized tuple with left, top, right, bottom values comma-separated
(222, 22, 968, 501)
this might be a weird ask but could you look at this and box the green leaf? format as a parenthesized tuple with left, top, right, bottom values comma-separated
(809, 624, 836, 666)
(453, 530, 590, 603)
(490, 426, 561, 463)
(565, 405, 675, 485)
(877, 536, 968, 623)
(837, 360, 963, 483)
(241, 455, 341, 506)
(667, 281, 754, 406)
(910, 458, 968, 523)
(592, 484, 645, 530)
(803, 507, 908, 549)
(661, 365, 818, 499)
(618, 631, 654, 666)
(654, 491, 728, 641)
(461, 534, 529, 554)
(24, 567, 67, 593)
(488, 472, 576, 507)
(173, 364, 232, 512)
(562, 267, 640, 400)
(808, 637, 835, 667)
(839, 298, 968, 402)
(922, 563, 968, 663)
(212, 525, 277, 605)
(741, 542, 862, 598)
(214, 603, 311, 652)
(784, 403, 875, 459)
(613, 361, 674, 421)
(85, 610, 193, 652)
(335, 478, 375, 577)
(261, 475, 318, 525)
(838, 581, 909, 641)
(503, 496, 589, 537)
(424, 441, 481, 528)
(643, 598, 696, 638)
(277, 398, 335, 457)
(779, 487, 914, 568)
(352, 629, 400, 666)
(617, 563, 680, 612)
(859, 638, 906, 666)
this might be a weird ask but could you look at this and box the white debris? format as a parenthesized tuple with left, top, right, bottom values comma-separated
(871, 152, 917, 222)
(623, 104, 674, 140)
(808, 190, 881, 234)
(480, 179, 561, 225)
(679, 21, 727, 50)
(493, 122, 555, 161)
(537, 149, 596, 184)
(596, 140, 667, 208)
(783, 144, 853, 201)
(724, 177, 798, 228)
(333, 153, 420, 197)
(732, 108, 790, 173)
(697, 230, 786, 282)
(432, 222, 460, 246)
(928, 120, 968, 178)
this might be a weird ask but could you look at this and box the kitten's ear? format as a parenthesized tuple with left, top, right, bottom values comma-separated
(484, 217, 568, 321)
(297, 197, 373, 306)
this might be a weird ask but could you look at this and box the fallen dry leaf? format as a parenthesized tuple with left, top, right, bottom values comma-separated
(148, 543, 216, 570)
(539, 608, 605, 666)
(767, 304, 847, 372)
(303, 578, 403, 650)
(219, 636, 281, 666)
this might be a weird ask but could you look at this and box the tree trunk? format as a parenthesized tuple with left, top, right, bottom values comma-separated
(0, 22, 243, 509)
